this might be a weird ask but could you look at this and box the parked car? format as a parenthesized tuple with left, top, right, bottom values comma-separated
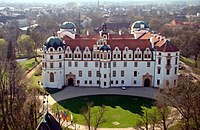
(121, 85, 126, 90)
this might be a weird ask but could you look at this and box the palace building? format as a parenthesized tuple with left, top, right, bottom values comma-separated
(42, 21, 179, 89)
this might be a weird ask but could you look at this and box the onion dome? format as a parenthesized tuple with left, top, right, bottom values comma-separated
(131, 21, 149, 31)
(44, 36, 65, 50)
(60, 21, 76, 30)
(100, 44, 110, 51)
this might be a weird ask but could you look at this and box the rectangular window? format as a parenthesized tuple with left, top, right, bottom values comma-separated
(97, 80, 100, 84)
(175, 67, 177, 74)
(104, 74, 107, 78)
(108, 62, 110, 68)
(84, 62, 88, 67)
(167, 59, 171, 66)
(110, 81, 113, 84)
(118, 54, 120, 58)
(59, 55, 61, 59)
(167, 69, 170, 75)
(89, 80, 92, 84)
(148, 54, 151, 58)
(124, 62, 127, 67)
(69, 54, 72, 58)
(50, 55, 53, 59)
(129, 54, 132, 59)
(104, 82, 106, 86)
(158, 58, 161, 65)
(175, 57, 178, 65)
(158, 68, 161, 74)
(157, 80, 160, 85)
(74, 54, 77, 58)
(95, 62, 98, 67)
(134, 71, 137, 77)
(121, 71, 124, 77)
(174, 80, 176, 86)
(114, 54, 116, 59)
(121, 80, 124, 84)
(104, 62, 107, 68)
(88, 71, 92, 77)
(68, 61, 72, 67)
(124, 54, 126, 59)
(84, 54, 87, 58)
(166, 80, 169, 87)
(96, 71, 100, 77)
(79, 71, 82, 77)
(138, 54, 141, 58)
(77, 80, 80, 84)
(85, 80, 87, 84)
(134, 62, 138, 67)
(113, 62, 116, 67)
(113, 71, 116, 77)
(147, 62, 150, 67)
(75, 62, 78, 67)
(116, 80, 118, 84)
(59, 62, 62, 68)
(134, 80, 137, 84)
(50, 63, 53, 68)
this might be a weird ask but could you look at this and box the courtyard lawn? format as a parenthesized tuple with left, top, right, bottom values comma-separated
(19, 57, 41, 71)
(51, 95, 156, 128)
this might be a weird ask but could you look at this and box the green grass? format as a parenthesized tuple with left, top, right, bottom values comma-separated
(51, 95, 156, 128)
(19, 57, 41, 71)
(180, 56, 200, 75)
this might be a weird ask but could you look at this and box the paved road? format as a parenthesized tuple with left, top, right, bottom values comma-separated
(47, 86, 157, 105)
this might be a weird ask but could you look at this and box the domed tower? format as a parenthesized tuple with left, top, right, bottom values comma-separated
(60, 21, 77, 32)
(42, 36, 65, 89)
(131, 21, 149, 39)
(99, 43, 111, 88)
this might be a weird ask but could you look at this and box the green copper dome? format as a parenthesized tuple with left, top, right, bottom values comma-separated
(60, 21, 76, 30)
(132, 21, 149, 29)
(44, 36, 65, 50)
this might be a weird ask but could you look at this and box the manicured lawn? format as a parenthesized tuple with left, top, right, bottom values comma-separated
(51, 95, 156, 128)
(19, 57, 41, 71)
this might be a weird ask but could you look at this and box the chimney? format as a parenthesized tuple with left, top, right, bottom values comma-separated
(86, 30, 89, 36)
(150, 37, 154, 48)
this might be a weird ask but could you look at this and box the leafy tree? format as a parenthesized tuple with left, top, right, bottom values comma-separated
(0, 38, 8, 60)
(17, 34, 35, 58)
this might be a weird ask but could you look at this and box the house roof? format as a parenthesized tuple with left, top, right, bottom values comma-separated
(156, 40, 179, 52)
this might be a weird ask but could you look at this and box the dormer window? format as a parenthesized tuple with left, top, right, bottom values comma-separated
(50, 48, 53, 52)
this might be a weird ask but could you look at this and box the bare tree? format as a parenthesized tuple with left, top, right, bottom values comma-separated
(80, 102, 107, 130)
(159, 76, 200, 130)
(94, 105, 107, 130)
(80, 102, 93, 130)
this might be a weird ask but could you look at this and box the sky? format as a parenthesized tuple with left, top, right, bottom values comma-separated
(0, 0, 199, 4)
(0, 0, 198, 3)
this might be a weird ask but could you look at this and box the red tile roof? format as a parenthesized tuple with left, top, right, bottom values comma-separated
(156, 40, 179, 52)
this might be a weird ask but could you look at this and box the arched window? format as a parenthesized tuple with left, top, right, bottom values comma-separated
(50, 48, 53, 52)
(50, 72, 54, 82)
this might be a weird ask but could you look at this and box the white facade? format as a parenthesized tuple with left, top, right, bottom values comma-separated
(42, 21, 179, 89)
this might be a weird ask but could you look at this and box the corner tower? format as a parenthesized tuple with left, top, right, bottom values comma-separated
(42, 36, 65, 89)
